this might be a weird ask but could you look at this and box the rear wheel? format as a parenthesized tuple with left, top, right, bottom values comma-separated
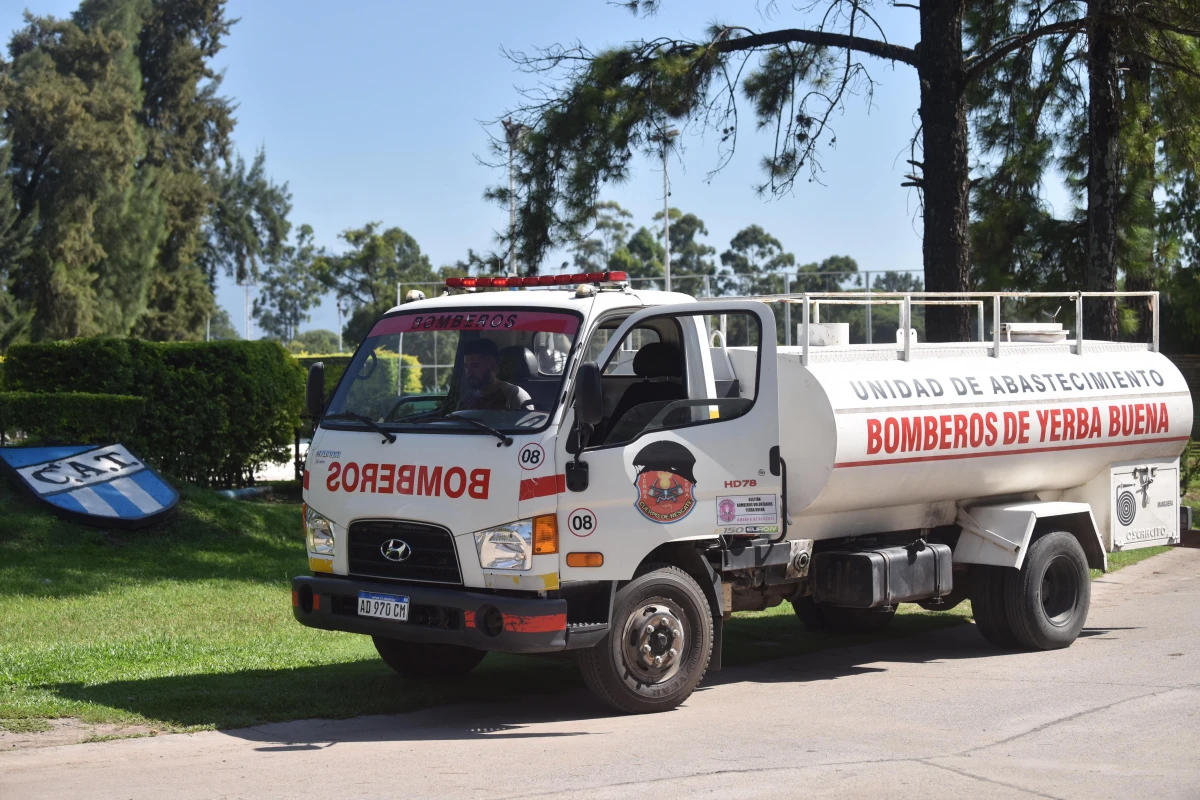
(969, 564, 1020, 649)
(372, 637, 487, 679)
(1004, 532, 1090, 650)
(577, 564, 712, 714)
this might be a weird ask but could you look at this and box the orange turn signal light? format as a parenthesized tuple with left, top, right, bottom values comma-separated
(566, 552, 604, 568)
(533, 514, 558, 555)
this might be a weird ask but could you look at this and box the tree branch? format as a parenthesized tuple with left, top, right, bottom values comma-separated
(710, 27, 918, 67)
(965, 19, 1088, 82)
(1137, 14, 1200, 39)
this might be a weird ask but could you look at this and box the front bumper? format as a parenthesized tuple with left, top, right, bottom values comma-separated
(292, 575, 592, 654)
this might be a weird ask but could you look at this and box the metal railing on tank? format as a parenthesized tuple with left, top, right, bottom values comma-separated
(699, 291, 1160, 366)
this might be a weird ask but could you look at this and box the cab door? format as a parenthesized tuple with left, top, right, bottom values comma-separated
(556, 301, 783, 581)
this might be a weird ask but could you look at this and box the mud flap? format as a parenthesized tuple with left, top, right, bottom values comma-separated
(698, 557, 724, 672)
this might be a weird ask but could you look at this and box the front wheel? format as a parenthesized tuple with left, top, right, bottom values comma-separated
(372, 637, 487, 679)
(577, 564, 713, 714)
(1004, 532, 1090, 650)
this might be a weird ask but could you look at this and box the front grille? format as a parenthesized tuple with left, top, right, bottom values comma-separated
(347, 520, 462, 585)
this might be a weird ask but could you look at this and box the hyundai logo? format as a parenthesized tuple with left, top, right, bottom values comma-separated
(381, 539, 412, 562)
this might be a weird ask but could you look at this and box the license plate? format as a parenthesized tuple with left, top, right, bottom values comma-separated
(357, 591, 409, 622)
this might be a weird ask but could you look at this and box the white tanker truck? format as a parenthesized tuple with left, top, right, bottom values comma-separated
(293, 274, 1190, 713)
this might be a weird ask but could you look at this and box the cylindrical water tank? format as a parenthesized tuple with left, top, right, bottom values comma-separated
(779, 348, 1192, 531)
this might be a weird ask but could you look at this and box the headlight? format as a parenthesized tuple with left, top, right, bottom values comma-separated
(474, 520, 533, 571)
(304, 504, 336, 555)
(473, 515, 558, 571)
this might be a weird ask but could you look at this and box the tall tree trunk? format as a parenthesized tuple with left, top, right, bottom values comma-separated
(919, 0, 972, 343)
(1124, 54, 1156, 344)
(1085, 0, 1121, 340)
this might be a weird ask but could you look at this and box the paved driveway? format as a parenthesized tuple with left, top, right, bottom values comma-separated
(3, 548, 1198, 799)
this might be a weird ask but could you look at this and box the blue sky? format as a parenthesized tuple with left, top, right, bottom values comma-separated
(5, 1, 938, 339)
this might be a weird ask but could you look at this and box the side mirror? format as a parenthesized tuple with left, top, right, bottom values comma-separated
(306, 362, 326, 420)
(567, 362, 603, 493)
(574, 362, 603, 426)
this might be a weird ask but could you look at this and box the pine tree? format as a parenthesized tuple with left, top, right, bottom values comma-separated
(487, 1, 1094, 341)
(253, 224, 323, 342)
(3, 11, 144, 340)
(134, 0, 235, 340)
(967, 2, 1200, 342)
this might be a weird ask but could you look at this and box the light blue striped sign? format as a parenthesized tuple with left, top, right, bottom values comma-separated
(0, 444, 178, 527)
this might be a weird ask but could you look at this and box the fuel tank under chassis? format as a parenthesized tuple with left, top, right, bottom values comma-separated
(777, 346, 1191, 539)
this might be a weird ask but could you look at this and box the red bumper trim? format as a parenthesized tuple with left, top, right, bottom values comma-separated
(502, 612, 567, 633)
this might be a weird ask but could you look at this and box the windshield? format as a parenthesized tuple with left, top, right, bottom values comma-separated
(322, 308, 580, 434)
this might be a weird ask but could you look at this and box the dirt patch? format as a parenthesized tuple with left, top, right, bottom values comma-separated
(0, 719, 159, 751)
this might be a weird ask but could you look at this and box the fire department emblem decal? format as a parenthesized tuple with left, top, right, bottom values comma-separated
(632, 441, 697, 524)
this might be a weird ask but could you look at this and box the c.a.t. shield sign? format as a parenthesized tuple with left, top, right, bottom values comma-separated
(0, 444, 178, 528)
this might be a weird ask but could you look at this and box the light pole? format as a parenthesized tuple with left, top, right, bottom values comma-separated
(502, 119, 528, 278)
(237, 278, 257, 340)
(650, 127, 680, 292)
(336, 296, 347, 352)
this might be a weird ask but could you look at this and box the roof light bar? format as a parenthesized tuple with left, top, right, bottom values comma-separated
(443, 271, 629, 290)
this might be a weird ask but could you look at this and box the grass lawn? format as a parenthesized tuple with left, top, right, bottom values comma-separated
(0, 480, 1175, 736)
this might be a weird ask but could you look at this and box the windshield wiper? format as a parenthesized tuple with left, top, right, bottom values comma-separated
(321, 412, 397, 444)
(393, 410, 513, 447)
(387, 408, 514, 447)
(443, 412, 514, 447)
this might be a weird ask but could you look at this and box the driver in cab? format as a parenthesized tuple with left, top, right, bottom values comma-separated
(458, 338, 533, 411)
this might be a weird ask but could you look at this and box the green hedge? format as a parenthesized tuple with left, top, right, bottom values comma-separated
(3, 339, 303, 487)
(294, 354, 352, 398)
(294, 353, 423, 404)
(0, 391, 145, 446)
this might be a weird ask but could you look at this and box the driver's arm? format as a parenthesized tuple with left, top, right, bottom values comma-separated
(508, 385, 534, 411)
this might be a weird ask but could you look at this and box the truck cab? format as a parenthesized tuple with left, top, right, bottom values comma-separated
(293, 278, 1189, 713)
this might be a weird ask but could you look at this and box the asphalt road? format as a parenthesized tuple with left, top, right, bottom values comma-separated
(3, 548, 1198, 800)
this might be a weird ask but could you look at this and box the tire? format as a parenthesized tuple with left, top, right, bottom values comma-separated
(1003, 531, 1090, 650)
(969, 564, 1020, 649)
(577, 564, 713, 714)
(792, 595, 895, 633)
(372, 637, 487, 679)
(791, 594, 833, 632)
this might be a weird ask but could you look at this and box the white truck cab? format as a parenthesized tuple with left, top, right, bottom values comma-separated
(293, 275, 1191, 713)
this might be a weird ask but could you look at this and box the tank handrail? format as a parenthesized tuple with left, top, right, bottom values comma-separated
(697, 290, 1161, 300)
(709, 328, 737, 380)
(810, 298, 988, 344)
(697, 290, 1161, 365)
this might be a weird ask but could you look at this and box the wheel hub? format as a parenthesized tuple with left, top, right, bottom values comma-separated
(623, 604, 686, 683)
(1040, 554, 1080, 626)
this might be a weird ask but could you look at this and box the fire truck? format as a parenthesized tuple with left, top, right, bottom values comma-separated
(292, 274, 1190, 713)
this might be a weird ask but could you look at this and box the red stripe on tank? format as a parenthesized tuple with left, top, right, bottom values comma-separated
(833, 435, 1189, 469)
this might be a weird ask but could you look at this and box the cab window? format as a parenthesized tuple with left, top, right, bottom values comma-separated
(589, 311, 761, 447)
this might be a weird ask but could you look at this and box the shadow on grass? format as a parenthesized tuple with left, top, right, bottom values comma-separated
(41, 610, 990, 737)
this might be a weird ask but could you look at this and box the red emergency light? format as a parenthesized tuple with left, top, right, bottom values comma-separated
(443, 271, 629, 291)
